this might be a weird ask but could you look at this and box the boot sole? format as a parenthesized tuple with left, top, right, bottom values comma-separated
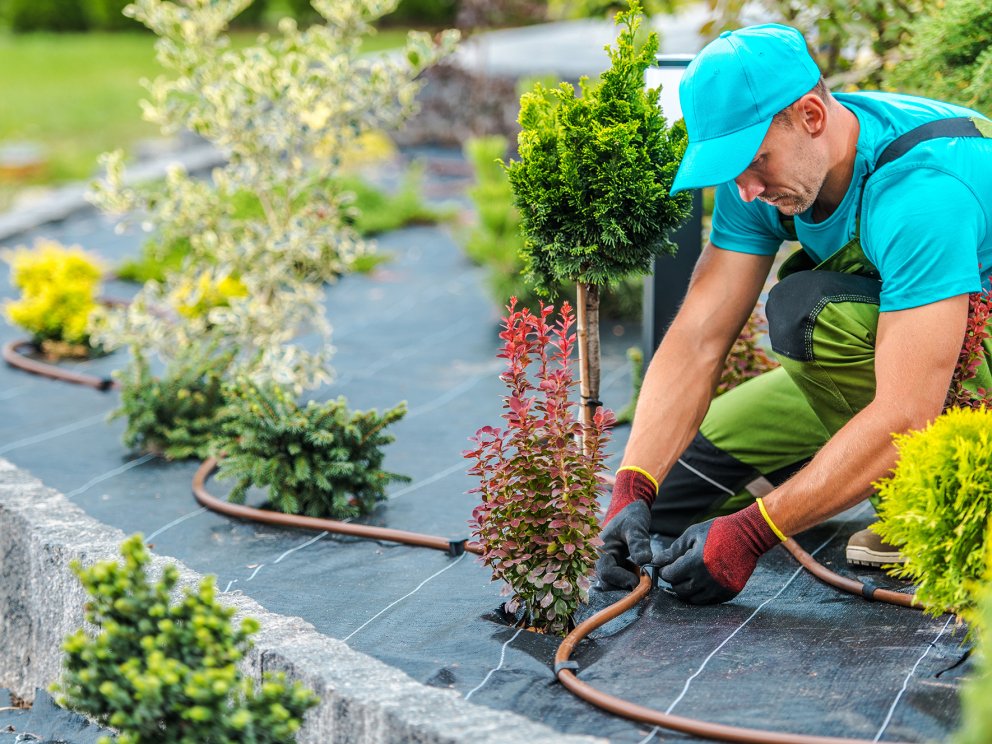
(845, 545, 906, 568)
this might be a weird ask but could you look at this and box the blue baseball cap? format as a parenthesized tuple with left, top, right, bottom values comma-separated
(670, 24, 821, 195)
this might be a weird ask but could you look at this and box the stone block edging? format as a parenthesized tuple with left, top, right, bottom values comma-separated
(0, 457, 603, 744)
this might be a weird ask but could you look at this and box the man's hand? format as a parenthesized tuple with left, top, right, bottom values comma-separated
(655, 501, 782, 604)
(596, 468, 658, 589)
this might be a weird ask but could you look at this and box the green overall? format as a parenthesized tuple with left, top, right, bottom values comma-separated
(650, 117, 992, 538)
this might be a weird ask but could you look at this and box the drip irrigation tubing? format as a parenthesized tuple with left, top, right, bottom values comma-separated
(5, 356, 938, 743)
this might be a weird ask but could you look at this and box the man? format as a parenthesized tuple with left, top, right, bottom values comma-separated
(597, 23, 992, 603)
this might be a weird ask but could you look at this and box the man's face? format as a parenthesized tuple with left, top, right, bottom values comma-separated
(733, 115, 828, 216)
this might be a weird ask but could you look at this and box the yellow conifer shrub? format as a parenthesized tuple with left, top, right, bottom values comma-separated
(3, 239, 103, 353)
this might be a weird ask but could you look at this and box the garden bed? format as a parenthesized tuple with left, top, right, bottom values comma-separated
(0, 155, 970, 742)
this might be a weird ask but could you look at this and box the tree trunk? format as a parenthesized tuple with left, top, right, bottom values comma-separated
(575, 282, 601, 455)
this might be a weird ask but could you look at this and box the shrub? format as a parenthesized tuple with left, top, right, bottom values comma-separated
(716, 311, 779, 396)
(467, 300, 613, 636)
(945, 287, 992, 410)
(113, 343, 237, 461)
(2, 239, 103, 352)
(8, 0, 88, 31)
(955, 529, 992, 744)
(883, 0, 992, 117)
(873, 407, 992, 627)
(55, 534, 318, 744)
(90, 0, 458, 391)
(215, 379, 409, 518)
(85, 0, 143, 30)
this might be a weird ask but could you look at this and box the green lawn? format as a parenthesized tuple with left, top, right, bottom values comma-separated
(0, 26, 415, 198)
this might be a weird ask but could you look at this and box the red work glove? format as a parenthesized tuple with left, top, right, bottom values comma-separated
(656, 500, 786, 604)
(596, 467, 658, 590)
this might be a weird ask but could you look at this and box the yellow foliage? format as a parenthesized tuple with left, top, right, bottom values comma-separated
(3, 239, 103, 345)
(170, 271, 248, 320)
(322, 130, 398, 171)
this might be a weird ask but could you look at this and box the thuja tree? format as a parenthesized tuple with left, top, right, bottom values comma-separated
(214, 378, 409, 518)
(55, 535, 318, 743)
(89, 0, 458, 391)
(505, 0, 690, 445)
(873, 407, 992, 629)
(883, 0, 992, 117)
(467, 300, 613, 636)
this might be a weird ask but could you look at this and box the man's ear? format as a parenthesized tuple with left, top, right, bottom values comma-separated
(797, 93, 828, 138)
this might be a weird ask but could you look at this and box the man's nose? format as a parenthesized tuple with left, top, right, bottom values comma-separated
(735, 173, 764, 202)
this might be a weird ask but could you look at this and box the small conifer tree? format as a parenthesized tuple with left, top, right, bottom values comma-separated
(214, 378, 409, 518)
(55, 535, 318, 743)
(505, 0, 691, 445)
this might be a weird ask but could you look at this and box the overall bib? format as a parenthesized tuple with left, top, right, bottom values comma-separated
(650, 117, 992, 538)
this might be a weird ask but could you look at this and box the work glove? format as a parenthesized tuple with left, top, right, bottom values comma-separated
(596, 467, 659, 590)
(655, 500, 785, 605)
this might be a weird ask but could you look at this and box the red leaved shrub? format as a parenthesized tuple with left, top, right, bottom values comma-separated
(466, 299, 613, 635)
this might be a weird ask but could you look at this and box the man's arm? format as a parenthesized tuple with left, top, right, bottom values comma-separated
(762, 293, 970, 534)
(622, 243, 775, 479)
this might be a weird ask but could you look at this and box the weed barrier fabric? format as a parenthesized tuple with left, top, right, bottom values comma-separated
(0, 155, 969, 743)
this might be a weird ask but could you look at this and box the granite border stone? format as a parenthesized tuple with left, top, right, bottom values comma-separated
(0, 457, 603, 743)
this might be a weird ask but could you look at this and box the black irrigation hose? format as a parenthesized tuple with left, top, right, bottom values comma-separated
(5, 355, 937, 744)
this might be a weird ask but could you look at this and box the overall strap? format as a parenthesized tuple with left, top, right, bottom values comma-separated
(873, 116, 987, 172)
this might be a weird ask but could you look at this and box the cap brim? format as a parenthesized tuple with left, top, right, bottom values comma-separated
(670, 116, 774, 195)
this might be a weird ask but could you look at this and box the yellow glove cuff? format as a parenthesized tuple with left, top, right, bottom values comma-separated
(756, 497, 788, 542)
(616, 465, 659, 495)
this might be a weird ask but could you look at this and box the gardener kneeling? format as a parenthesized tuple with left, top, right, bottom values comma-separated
(597, 24, 992, 602)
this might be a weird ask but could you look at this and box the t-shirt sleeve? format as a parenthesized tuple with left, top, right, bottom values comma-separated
(709, 181, 790, 254)
(862, 165, 986, 312)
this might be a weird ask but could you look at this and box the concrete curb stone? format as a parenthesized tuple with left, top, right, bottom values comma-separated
(0, 457, 604, 743)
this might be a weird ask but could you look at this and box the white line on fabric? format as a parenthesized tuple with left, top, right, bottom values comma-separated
(0, 411, 107, 455)
(635, 726, 660, 744)
(0, 385, 29, 401)
(274, 531, 328, 563)
(675, 457, 736, 496)
(464, 626, 524, 701)
(665, 502, 871, 715)
(873, 614, 954, 742)
(406, 365, 499, 418)
(342, 553, 467, 643)
(65, 452, 157, 499)
(223, 579, 238, 593)
(389, 461, 465, 500)
(246, 564, 266, 581)
(144, 507, 209, 543)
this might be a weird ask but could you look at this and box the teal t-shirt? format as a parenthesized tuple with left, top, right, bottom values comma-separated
(709, 91, 992, 311)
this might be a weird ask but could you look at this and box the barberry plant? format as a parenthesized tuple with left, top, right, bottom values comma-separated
(945, 286, 992, 410)
(505, 0, 690, 442)
(3, 239, 104, 356)
(55, 534, 318, 743)
(214, 378, 409, 518)
(467, 299, 613, 636)
(873, 407, 992, 631)
(113, 342, 237, 460)
(716, 311, 779, 396)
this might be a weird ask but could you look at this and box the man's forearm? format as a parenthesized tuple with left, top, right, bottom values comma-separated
(761, 401, 927, 535)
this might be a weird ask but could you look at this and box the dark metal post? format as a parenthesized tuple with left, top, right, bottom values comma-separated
(643, 191, 702, 356)
(643, 53, 699, 359)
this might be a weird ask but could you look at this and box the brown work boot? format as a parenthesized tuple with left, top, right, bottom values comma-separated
(845, 526, 906, 568)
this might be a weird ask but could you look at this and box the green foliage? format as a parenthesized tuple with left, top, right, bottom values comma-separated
(956, 531, 992, 744)
(55, 534, 318, 744)
(462, 134, 643, 319)
(2, 239, 103, 350)
(112, 343, 236, 461)
(614, 345, 643, 425)
(8, 0, 88, 32)
(549, 0, 685, 20)
(703, 0, 923, 89)
(505, 1, 691, 294)
(884, 0, 992, 117)
(385, 0, 458, 26)
(467, 301, 612, 636)
(215, 379, 409, 518)
(86, 0, 143, 30)
(874, 407, 992, 628)
(115, 171, 442, 284)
